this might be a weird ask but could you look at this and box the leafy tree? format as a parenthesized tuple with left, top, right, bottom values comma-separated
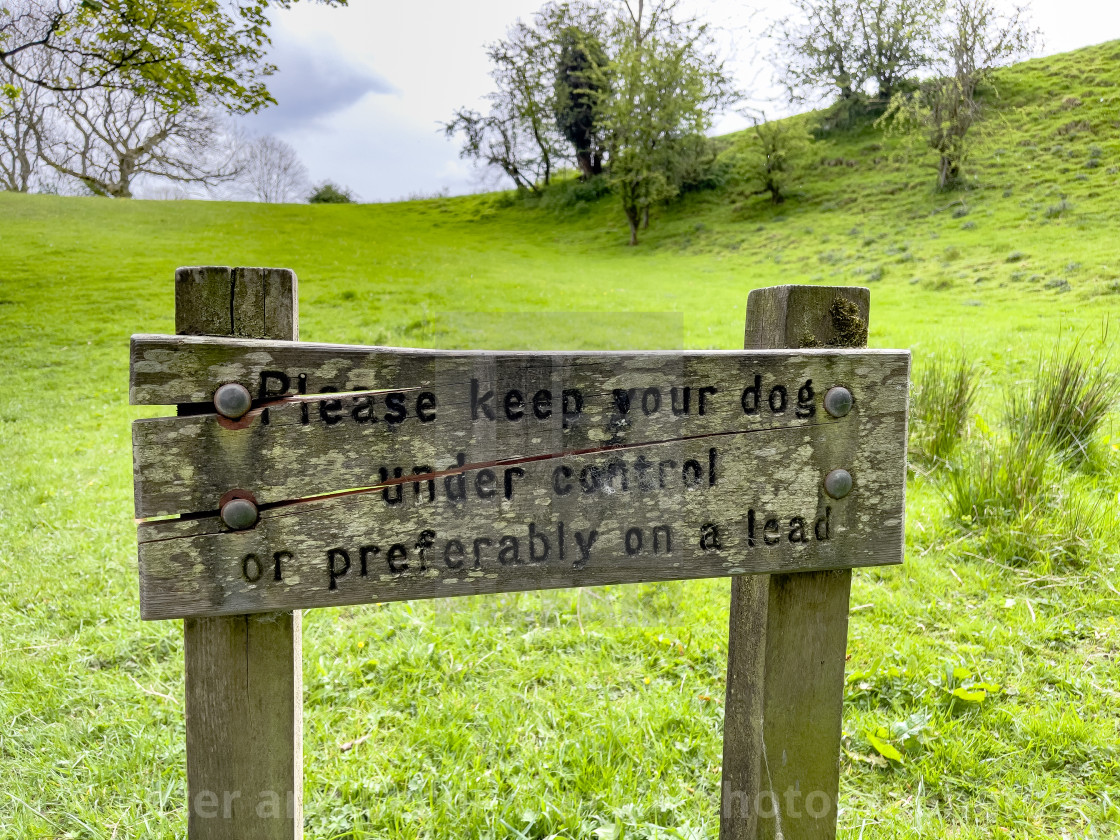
(885, 0, 1036, 188)
(0, 0, 345, 113)
(593, 0, 735, 244)
(730, 113, 812, 204)
(553, 23, 609, 179)
(444, 103, 547, 193)
(445, 1, 606, 192)
(488, 13, 566, 187)
(772, 0, 864, 103)
(772, 0, 941, 105)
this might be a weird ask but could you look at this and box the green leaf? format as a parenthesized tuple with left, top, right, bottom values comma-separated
(971, 681, 1001, 693)
(951, 685, 987, 703)
(865, 730, 903, 762)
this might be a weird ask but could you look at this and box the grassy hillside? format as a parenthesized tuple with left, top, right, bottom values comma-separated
(1, 42, 1119, 839)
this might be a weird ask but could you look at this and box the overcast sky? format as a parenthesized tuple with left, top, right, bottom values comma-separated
(235, 0, 1120, 202)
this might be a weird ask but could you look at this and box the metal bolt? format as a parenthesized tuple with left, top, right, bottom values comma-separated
(213, 383, 252, 420)
(824, 386, 853, 418)
(220, 497, 259, 530)
(824, 469, 853, 500)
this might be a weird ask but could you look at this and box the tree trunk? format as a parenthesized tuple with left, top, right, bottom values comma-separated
(16, 149, 33, 192)
(938, 155, 957, 190)
(641, 206, 649, 229)
(577, 152, 594, 180)
(624, 201, 640, 245)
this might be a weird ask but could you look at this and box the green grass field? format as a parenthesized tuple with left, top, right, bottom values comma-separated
(1, 42, 1119, 839)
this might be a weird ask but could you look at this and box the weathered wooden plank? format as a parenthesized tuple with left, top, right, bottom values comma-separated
(129, 332, 906, 406)
(175, 266, 303, 840)
(174, 266, 297, 340)
(137, 382, 907, 618)
(131, 346, 908, 518)
(721, 285, 896, 840)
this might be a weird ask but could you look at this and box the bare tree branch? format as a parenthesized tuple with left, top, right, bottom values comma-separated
(232, 134, 309, 203)
(33, 86, 240, 197)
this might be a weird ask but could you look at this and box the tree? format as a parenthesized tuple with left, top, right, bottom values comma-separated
(553, 23, 609, 179)
(444, 6, 567, 192)
(488, 13, 567, 187)
(771, 0, 864, 103)
(444, 103, 547, 193)
(445, 1, 608, 192)
(730, 113, 812, 204)
(32, 87, 237, 197)
(593, 0, 735, 244)
(855, 0, 942, 99)
(235, 134, 307, 203)
(772, 0, 941, 105)
(885, 0, 1036, 188)
(0, 0, 345, 114)
(0, 68, 43, 190)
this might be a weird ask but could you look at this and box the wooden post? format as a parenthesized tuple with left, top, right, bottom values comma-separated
(176, 266, 303, 840)
(720, 286, 871, 840)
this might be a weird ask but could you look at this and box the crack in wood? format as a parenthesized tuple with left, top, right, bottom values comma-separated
(135, 421, 826, 540)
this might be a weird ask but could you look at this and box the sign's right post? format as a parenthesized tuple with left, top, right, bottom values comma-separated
(720, 285, 873, 840)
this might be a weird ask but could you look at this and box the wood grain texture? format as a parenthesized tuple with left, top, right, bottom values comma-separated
(174, 266, 297, 340)
(129, 344, 907, 518)
(175, 266, 303, 840)
(721, 285, 902, 840)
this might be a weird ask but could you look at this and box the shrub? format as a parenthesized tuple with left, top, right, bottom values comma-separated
(1045, 199, 1072, 218)
(727, 116, 812, 204)
(535, 173, 612, 211)
(309, 181, 357, 204)
(1006, 340, 1118, 461)
(909, 353, 980, 468)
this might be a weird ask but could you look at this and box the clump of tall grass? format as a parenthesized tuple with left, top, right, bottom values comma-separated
(1006, 339, 1119, 463)
(909, 353, 981, 468)
(942, 434, 1113, 569)
(974, 489, 1115, 570)
(939, 337, 1119, 569)
(942, 433, 1053, 525)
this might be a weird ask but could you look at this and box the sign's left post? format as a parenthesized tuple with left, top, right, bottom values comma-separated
(174, 266, 303, 840)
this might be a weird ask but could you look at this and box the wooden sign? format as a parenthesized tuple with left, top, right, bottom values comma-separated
(131, 336, 909, 620)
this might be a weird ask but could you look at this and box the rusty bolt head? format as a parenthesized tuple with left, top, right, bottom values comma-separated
(220, 497, 259, 530)
(824, 469, 853, 499)
(824, 386, 853, 418)
(213, 383, 252, 420)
